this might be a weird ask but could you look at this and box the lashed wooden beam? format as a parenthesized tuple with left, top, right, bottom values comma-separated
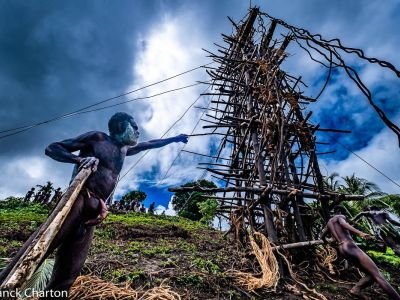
(168, 186, 364, 201)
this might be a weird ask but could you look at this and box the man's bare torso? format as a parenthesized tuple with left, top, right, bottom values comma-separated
(70, 131, 128, 199)
(327, 215, 355, 244)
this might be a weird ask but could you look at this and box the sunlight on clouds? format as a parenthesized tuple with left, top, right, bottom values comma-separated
(117, 12, 215, 196)
(155, 197, 177, 216)
(132, 13, 207, 137)
(15, 157, 46, 179)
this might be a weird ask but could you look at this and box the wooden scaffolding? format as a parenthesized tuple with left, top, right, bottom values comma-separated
(170, 7, 400, 247)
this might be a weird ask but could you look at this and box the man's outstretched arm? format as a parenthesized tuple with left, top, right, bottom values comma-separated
(338, 217, 372, 239)
(127, 134, 188, 156)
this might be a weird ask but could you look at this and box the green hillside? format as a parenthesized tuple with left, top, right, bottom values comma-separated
(1, 199, 399, 299)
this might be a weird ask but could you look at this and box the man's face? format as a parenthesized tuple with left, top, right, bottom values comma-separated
(129, 119, 140, 144)
(117, 118, 140, 146)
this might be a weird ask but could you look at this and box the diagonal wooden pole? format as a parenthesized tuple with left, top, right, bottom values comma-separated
(0, 166, 94, 290)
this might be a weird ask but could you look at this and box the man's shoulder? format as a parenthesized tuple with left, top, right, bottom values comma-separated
(329, 215, 344, 223)
(81, 131, 109, 141)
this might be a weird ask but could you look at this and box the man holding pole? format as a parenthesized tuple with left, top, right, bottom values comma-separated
(0, 112, 188, 298)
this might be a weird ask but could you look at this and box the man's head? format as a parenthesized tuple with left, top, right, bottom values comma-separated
(365, 205, 380, 211)
(333, 205, 347, 216)
(108, 112, 139, 146)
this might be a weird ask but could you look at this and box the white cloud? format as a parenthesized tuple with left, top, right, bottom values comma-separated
(155, 196, 177, 216)
(9, 157, 46, 179)
(322, 125, 400, 194)
(0, 155, 71, 199)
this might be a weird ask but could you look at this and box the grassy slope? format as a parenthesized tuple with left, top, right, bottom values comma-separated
(88, 212, 242, 299)
(1, 203, 399, 299)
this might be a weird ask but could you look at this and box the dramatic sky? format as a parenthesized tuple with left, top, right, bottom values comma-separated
(0, 0, 399, 213)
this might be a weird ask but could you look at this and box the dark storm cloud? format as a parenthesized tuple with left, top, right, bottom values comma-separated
(2, 0, 396, 157)
(1, 0, 399, 199)
(0, 1, 165, 156)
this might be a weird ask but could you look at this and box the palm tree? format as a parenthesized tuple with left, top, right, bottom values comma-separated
(339, 173, 385, 211)
(339, 174, 382, 197)
(323, 172, 340, 191)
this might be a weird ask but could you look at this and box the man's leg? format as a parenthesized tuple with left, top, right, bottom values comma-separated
(42, 193, 101, 299)
(42, 225, 95, 299)
(383, 235, 400, 256)
(352, 247, 400, 300)
(349, 275, 373, 299)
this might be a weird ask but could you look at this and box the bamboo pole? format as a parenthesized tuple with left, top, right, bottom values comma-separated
(271, 240, 324, 251)
(0, 166, 94, 290)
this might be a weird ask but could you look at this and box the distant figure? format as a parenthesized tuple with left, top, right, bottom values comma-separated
(24, 188, 35, 203)
(50, 188, 63, 206)
(134, 201, 141, 212)
(129, 200, 137, 211)
(140, 205, 146, 213)
(353, 206, 400, 256)
(118, 198, 126, 211)
(321, 208, 400, 300)
(148, 202, 156, 215)
(0, 112, 188, 298)
(33, 188, 42, 203)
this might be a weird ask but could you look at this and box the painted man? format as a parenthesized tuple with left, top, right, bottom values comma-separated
(353, 206, 400, 255)
(0, 112, 188, 298)
(321, 208, 400, 299)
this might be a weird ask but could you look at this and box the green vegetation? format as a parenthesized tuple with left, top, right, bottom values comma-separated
(198, 199, 219, 225)
(0, 205, 48, 223)
(1, 193, 398, 299)
(105, 268, 146, 283)
(128, 240, 173, 257)
(0, 245, 7, 256)
(0, 199, 49, 257)
(105, 211, 206, 231)
(171, 179, 218, 221)
(192, 257, 221, 275)
(378, 194, 400, 215)
(176, 273, 204, 285)
(368, 248, 400, 267)
(338, 173, 382, 198)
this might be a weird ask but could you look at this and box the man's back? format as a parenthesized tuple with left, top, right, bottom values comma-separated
(327, 215, 355, 244)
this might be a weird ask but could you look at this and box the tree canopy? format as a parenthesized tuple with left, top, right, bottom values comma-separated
(121, 190, 147, 203)
(171, 179, 218, 221)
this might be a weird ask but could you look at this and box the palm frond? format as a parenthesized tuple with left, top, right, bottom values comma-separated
(0, 257, 10, 272)
(323, 172, 340, 191)
(365, 191, 386, 199)
(22, 258, 54, 298)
